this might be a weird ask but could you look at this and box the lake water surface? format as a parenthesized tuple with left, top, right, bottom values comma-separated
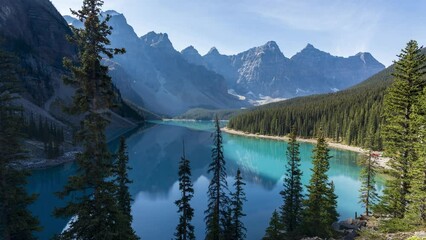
(28, 120, 384, 239)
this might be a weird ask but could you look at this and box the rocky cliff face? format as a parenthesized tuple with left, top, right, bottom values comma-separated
(0, 0, 142, 130)
(181, 42, 385, 101)
(0, 0, 76, 106)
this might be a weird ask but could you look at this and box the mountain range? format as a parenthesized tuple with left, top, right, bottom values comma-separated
(181, 42, 385, 102)
(80, 11, 248, 116)
(0, 0, 386, 119)
(65, 10, 385, 116)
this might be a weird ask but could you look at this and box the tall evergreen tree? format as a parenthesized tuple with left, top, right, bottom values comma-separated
(222, 207, 233, 240)
(175, 141, 195, 240)
(54, 0, 126, 239)
(263, 210, 284, 240)
(205, 116, 230, 240)
(406, 86, 426, 224)
(0, 49, 40, 240)
(358, 151, 379, 216)
(115, 137, 139, 240)
(230, 169, 246, 240)
(302, 130, 339, 238)
(380, 40, 426, 218)
(280, 126, 304, 235)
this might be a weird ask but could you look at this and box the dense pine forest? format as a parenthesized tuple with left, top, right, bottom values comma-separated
(228, 65, 396, 149)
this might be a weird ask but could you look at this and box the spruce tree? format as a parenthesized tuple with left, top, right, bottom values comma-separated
(205, 116, 230, 240)
(325, 181, 339, 228)
(222, 207, 233, 240)
(175, 141, 195, 240)
(280, 126, 303, 235)
(380, 40, 426, 218)
(263, 210, 284, 240)
(358, 151, 379, 216)
(115, 137, 139, 240)
(302, 130, 338, 238)
(230, 169, 247, 240)
(406, 86, 426, 224)
(0, 49, 40, 240)
(54, 0, 126, 239)
(406, 142, 426, 224)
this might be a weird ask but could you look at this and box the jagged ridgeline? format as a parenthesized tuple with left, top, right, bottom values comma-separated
(228, 64, 397, 149)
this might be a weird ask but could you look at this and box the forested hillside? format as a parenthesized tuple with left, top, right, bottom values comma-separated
(228, 64, 396, 149)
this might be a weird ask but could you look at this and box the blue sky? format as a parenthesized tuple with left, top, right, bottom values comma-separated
(51, 0, 426, 66)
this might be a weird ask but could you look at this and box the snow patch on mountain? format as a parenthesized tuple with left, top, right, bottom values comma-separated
(228, 89, 246, 100)
(249, 95, 287, 106)
(296, 88, 309, 94)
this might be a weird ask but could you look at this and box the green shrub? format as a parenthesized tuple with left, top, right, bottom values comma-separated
(406, 236, 426, 240)
(379, 218, 415, 233)
(357, 229, 386, 240)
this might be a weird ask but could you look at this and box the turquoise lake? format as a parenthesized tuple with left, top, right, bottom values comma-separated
(28, 120, 384, 239)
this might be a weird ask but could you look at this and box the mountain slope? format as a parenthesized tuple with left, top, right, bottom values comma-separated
(0, 0, 75, 106)
(0, 0, 145, 163)
(181, 43, 385, 101)
(0, 0, 143, 122)
(227, 62, 394, 149)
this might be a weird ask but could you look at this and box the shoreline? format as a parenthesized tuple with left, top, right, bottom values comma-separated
(222, 127, 391, 169)
(11, 150, 80, 170)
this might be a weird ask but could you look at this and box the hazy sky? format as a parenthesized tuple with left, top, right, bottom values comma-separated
(50, 0, 426, 66)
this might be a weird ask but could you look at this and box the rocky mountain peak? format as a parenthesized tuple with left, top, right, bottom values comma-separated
(140, 31, 174, 50)
(300, 43, 323, 54)
(305, 43, 315, 49)
(291, 43, 331, 61)
(257, 40, 285, 58)
(353, 52, 384, 68)
(103, 10, 121, 16)
(262, 41, 280, 51)
(181, 45, 200, 55)
(181, 45, 205, 66)
(206, 47, 220, 56)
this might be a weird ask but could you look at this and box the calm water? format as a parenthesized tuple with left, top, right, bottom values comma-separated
(28, 120, 384, 239)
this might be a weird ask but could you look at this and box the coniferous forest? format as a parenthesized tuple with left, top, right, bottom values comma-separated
(1, 0, 426, 239)
(227, 66, 395, 149)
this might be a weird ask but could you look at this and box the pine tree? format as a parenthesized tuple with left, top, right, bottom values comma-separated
(406, 86, 426, 224)
(280, 126, 303, 235)
(380, 40, 426, 218)
(230, 169, 247, 240)
(0, 49, 40, 239)
(175, 141, 195, 240)
(222, 207, 233, 240)
(325, 181, 339, 227)
(302, 130, 339, 238)
(406, 143, 426, 224)
(263, 210, 284, 240)
(54, 0, 126, 239)
(358, 151, 379, 216)
(205, 116, 230, 240)
(115, 137, 139, 240)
